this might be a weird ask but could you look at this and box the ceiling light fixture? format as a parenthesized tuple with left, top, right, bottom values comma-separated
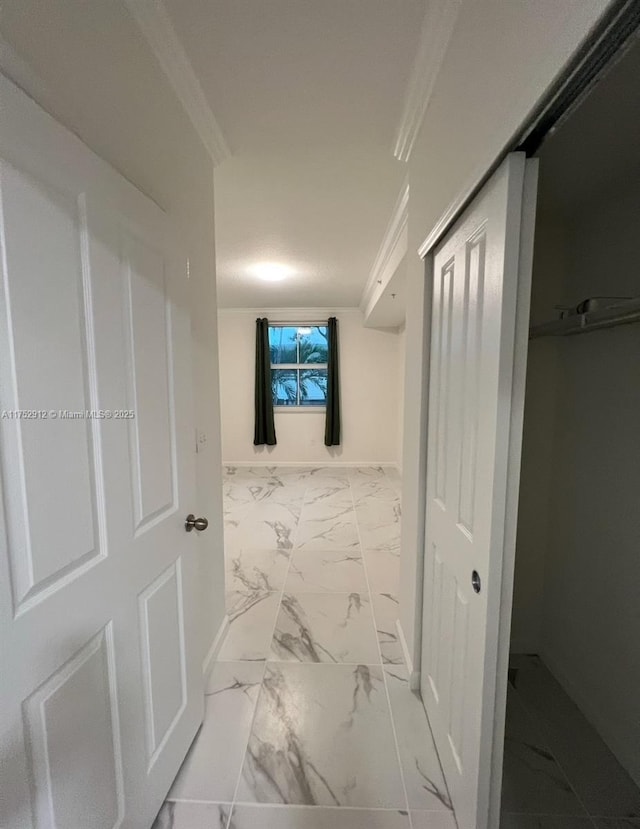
(247, 262, 293, 282)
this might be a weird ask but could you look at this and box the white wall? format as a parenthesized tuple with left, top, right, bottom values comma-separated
(509, 209, 567, 652)
(0, 0, 226, 666)
(396, 323, 406, 471)
(527, 182, 640, 785)
(218, 309, 401, 466)
(398, 0, 614, 671)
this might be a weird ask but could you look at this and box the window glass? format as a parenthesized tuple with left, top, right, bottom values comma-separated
(299, 368, 327, 405)
(298, 326, 328, 364)
(271, 369, 298, 406)
(268, 324, 328, 407)
(269, 326, 298, 364)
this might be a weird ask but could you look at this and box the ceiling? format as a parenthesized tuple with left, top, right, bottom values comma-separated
(162, 0, 427, 308)
(537, 31, 640, 216)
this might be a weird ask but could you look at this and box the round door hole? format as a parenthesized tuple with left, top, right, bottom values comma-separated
(471, 570, 481, 594)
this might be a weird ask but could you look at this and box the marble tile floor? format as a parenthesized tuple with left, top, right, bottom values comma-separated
(155, 465, 456, 829)
(502, 654, 640, 828)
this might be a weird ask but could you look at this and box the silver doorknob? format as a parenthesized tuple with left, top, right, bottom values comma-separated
(185, 514, 208, 532)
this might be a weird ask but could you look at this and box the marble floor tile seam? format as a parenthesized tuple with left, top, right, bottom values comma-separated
(350, 479, 454, 821)
(165, 798, 233, 806)
(227, 611, 287, 812)
(230, 802, 418, 812)
(348, 481, 414, 825)
(508, 688, 596, 821)
(221, 535, 294, 662)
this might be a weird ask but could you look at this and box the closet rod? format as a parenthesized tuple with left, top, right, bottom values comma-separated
(529, 298, 640, 339)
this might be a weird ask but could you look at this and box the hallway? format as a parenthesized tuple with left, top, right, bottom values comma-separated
(154, 466, 455, 828)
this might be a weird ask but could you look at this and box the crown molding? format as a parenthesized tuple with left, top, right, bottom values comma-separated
(124, 0, 230, 166)
(218, 306, 361, 316)
(392, 0, 462, 163)
(360, 181, 409, 314)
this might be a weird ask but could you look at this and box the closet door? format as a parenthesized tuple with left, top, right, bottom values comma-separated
(420, 153, 538, 829)
(0, 76, 203, 829)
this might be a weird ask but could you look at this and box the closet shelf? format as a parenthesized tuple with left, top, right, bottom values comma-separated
(529, 297, 640, 339)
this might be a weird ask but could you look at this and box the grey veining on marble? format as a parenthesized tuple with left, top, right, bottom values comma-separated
(371, 593, 403, 665)
(270, 592, 379, 663)
(226, 503, 298, 552)
(295, 496, 360, 551)
(219, 591, 281, 661)
(168, 662, 264, 802)
(157, 464, 460, 828)
(365, 550, 400, 594)
(226, 548, 291, 593)
(285, 549, 367, 594)
(501, 689, 588, 816)
(356, 498, 401, 553)
(237, 662, 406, 808)
(384, 666, 453, 812)
(508, 654, 640, 819)
(152, 801, 231, 829)
(229, 805, 412, 828)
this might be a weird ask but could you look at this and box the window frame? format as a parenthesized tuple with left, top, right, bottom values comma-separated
(269, 322, 328, 411)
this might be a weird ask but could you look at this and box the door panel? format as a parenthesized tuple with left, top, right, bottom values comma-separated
(138, 561, 187, 768)
(0, 163, 102, 609)
(23, 627, 124, 829)
(123, 234, 176, 531)
(420, 154, 538, 829)
(0, 75, 202, 829)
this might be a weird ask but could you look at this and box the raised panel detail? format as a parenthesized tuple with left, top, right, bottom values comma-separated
(22, 626, 123, 829)
(138, 560, 186, 767)
(434, 260, 455, 505)
(448, 585, 469, 774)
(427, 550, 444, 704)
(0, 162, 103, 611)
(457, 232, 486, 536)
(123, 234, 176, 534)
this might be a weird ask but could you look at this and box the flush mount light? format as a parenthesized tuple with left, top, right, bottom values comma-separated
(247, 262, 293, 282)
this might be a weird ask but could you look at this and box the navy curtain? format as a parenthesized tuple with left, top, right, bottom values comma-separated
(324, 316, 341, 446)
(254, 318, 276, 446)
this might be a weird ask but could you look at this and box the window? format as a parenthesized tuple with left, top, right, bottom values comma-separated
(269, 324, 328, 407)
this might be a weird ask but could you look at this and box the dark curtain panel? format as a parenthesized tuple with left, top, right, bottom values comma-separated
(254, 317, 277, 446)
(324, 316, 341, 446)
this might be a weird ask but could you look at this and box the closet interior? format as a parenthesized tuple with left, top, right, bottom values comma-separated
(502, 31, 640, 827)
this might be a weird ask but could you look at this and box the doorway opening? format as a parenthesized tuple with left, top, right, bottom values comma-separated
(503, 31, 640, 825)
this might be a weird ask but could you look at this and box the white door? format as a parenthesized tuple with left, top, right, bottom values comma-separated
(420, 154, 537, 829)
(0, 76, 203, 829)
